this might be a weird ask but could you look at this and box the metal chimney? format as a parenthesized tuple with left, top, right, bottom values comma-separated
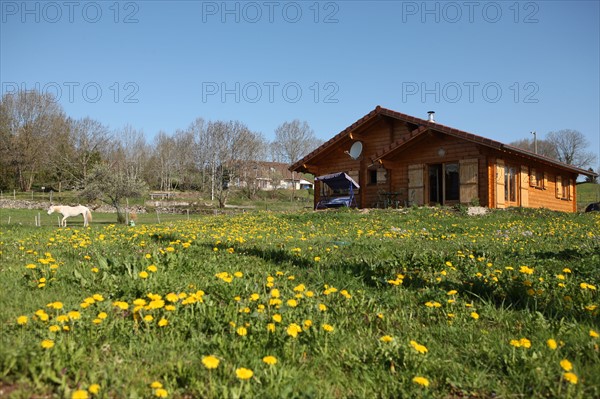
(427, 111, 435, 123)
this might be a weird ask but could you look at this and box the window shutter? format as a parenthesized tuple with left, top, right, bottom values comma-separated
(459, 159, 478, 204)
(408, 164, 424, 206)
(496, 160, 505, 208)
(556, 175, 562, 199)
(530, 168, 537, 187)
(520, 165, 529, 207)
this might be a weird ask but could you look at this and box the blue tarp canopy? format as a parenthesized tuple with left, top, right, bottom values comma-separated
(314, 172, 360, 190)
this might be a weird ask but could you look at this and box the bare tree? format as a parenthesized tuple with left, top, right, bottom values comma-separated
(509, 138, 558, 159)
(172, 129, 198, 190)
(81, 163, 148, 223)
(46, 117, 112, 190)
(112, 125, 150, 184)
(0, 90, 66, 191)
(202, 120, 265, 207)
(546, 129, 597, 169)
(271, 120, 322, 200)
(153, 131, 178, 191)
(271, 120, 321, 164)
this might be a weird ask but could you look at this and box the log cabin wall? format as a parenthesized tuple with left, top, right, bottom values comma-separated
(384, 133, 487, 206)
(486, 152, 577, 212)
(310, 117, 412, 208)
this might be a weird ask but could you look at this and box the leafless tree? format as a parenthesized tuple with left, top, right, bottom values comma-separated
(201, 120, 266, 207)
(81, 163, 148, 223)
(153, 131, 178, 191)
(112, 125, 150, 183)
(271, 120, 321, 164)
(46, 117, 112, 190)
(509, 138, 558, 159)
(546, 129, 597, 169)
(271, 120, 322, 200)
(0, 90, 66, 191)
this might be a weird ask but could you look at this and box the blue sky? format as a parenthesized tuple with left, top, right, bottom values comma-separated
(2, 0, 599, 166)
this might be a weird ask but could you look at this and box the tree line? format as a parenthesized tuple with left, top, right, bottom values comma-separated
(0, 90, 323, 208)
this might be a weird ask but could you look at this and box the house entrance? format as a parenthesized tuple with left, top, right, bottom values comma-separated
(428, 163, 459, 205)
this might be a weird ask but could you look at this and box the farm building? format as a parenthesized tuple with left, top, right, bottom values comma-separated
(290, 106, 597, 212)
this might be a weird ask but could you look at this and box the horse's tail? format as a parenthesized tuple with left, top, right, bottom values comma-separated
(87, 209, 92, 222)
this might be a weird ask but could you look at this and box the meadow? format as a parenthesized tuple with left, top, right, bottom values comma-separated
(0, 207, 598, 398)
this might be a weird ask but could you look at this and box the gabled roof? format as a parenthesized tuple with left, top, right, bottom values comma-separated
(290, 106, 597, 177)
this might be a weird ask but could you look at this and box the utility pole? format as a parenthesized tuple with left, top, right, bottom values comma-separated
(531, 131, 537, 154)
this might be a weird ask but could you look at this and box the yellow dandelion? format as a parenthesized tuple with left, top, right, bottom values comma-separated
(563, 372, 578, 384)
(547, 339, 558, 350)
(590, 330, 599, 338)
(412, 376, 430, 387)
(287, 323, 302, 338)
(236, 367, 253, 380)
(410, 340, 428, 354)
(560, 359, 573, 371)
(322, 324, 334, 332)
(202, 355, 220, 369)
(380, 335, 394, 343)
(286, 299, 298, 308)
(262, 356, 278, 365)
(88, 384, 100, 394)
(17, 315, 28, 325)
(72, 390, 88, 399)
(41, 339, 54, 349)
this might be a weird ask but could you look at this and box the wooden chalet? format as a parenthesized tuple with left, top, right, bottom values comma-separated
(290, 106, 597, 212)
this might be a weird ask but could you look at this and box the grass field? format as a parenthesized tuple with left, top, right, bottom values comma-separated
(0, 207, 598, 398)
(577, 182, 600, 211)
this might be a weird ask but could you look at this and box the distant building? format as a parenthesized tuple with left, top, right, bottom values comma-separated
(233, 161, 313, 191)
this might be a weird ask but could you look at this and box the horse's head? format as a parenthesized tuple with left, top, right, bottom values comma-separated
(47, 206, 55, 215)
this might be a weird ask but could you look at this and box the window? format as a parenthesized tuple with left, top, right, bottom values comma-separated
(529, 168, 545, 189)
(369, 168, 387, 185)
(505, 166, 517, 202)
(369, 170, 377, 185)
(444, 163, 460, 201)
(428, 163, 460, 203)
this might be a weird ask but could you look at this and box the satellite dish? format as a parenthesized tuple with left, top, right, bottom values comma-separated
(348, 141, 363, 159)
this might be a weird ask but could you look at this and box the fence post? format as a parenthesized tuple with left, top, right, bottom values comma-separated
(156, 209, 160, 224)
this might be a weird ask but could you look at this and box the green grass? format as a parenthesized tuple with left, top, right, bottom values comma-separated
(0, 207, 598, 398)
(577, 182, 600, 211)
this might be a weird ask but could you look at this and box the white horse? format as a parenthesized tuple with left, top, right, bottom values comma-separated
(48, 205, 92, 227)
